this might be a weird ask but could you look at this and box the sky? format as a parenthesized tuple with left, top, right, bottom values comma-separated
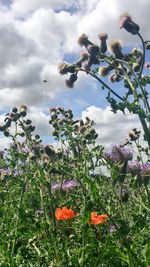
(0, 0, 150, 149)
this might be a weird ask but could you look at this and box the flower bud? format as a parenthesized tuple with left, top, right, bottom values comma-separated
(76, 52, 89, 67)
(109, 40, 123, 59)
(98, 32, 108, 53)
(65, 73, 78, 88)
(19, 105, 27, 117)
(58, 63, 76, 75)
(12, 107, 18, 113)
(78, 34, 93, 47)
(132, 63, 140, 72)
(87, 44, 99, 56)
(119, 12, 140, 35)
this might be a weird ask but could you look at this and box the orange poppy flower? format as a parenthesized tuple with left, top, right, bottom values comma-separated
(88, 212, 108, 225)
(55, 207, 77, 221)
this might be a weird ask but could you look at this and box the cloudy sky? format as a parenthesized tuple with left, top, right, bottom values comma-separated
(0, 0, 149, 148)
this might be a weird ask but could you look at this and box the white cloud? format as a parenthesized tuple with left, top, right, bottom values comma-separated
(82, 106, 141, 146)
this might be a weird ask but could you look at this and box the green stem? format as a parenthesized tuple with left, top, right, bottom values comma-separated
(138, 32, 145, 79)
(11, 177, 27, 257)
(89, 71, 124, 101)
(80, 68, 124, 101)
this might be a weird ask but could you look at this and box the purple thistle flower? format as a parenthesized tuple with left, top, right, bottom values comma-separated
(105, 145, 133, 163)
(128, 160, 141, 176)
(128, 161, 150, 185)
(51, 179, 79, 191)
(141, 162, 150, 185)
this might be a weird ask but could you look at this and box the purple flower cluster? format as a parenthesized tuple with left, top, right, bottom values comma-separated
(104, 145, 133, 163)
(128, 161, 150, 185)
(51, 179, 79, 191)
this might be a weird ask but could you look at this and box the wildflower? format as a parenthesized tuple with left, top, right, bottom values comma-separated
(128, 160, 141, 176)
(52, 179, 79, 191)
(55, 207, 77, 220)
(104, 145, 133, 163)
(109, 39, 123, 59)
(141, 162, 150, 185)
(98, 32, 108, 53)
(89, 212, 108, 225)
(119, 12, 140, 35)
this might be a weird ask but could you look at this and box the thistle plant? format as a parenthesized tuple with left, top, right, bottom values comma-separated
(59, 12, 150, 148)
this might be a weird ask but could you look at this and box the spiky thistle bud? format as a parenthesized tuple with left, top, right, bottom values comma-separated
(76, 52, 89, 67)
(58, 63, 76, 75)
(98, 65, 113, 77)
(78, 34, 93, 47)
(19, 105, 27, 117)
(109, 40, 123, 59)
(65, 73, 78, 88)
(87, 44, 99, 56)
(119, 12, 140, 35)
(132, 62, 140, 72)
(98, 32, 108, 53)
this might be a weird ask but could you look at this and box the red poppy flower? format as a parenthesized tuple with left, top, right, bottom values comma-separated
(88, 212, 108, 225)
(55, 207, 77, 221)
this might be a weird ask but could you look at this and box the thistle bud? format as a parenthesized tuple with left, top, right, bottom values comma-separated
(132, 63, 140, 72)
(58, 63, 76, 75)
(78, 34, 93, 47)
(99, 65, 113, 77)
(76, 52, 89, 67)
(87, 44, 99, 56)
(98, 32, 108, 53)
(19, 105, 27, 117)
(12, 107, 18, 113)
(119, 12, 140, 35)
(109, 40, 123, 59)
(65, 73, 78, 88)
